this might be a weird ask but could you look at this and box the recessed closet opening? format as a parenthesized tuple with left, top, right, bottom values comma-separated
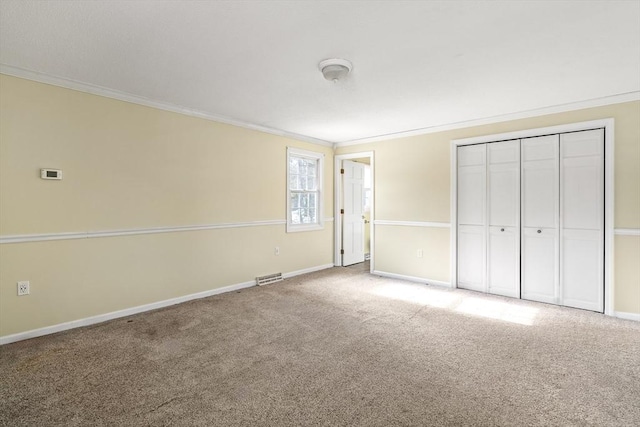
(450, 119, 614, 315)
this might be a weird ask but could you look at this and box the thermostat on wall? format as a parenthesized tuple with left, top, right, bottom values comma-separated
(41, 169, 62, 180)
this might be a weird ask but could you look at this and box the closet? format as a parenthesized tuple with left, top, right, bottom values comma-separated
(457, 129, 604, 312)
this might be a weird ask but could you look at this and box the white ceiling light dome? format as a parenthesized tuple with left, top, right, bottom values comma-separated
(319, 58, 353, 83)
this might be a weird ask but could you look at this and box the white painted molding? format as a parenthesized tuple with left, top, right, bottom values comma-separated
(373, 270, 452, 288)
(334, 151, 375, 272)
(613, 311, 640, 322)
(614, 228, 640, 236)
(335, 92, 640, 147)
(374, 220, 451, 228)
(451, 118, 616, 147)
(0, 65, 333, 148)
(0, 263, 334, 345)
(0, 218, 336, 244)
(282, 263, 334, 279)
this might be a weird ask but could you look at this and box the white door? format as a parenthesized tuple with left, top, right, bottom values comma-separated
(342, 160, 365, 266)
(560, 130, 604, 312)
(487, 140, 520, 298)
(521, 135, 559, 304)
(457, 144, 486, 292)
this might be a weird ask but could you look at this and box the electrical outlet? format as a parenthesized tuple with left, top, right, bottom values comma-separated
(274, 246, 280, 256)
(17, 281, 30, 296)
(417, 249, 423, 258)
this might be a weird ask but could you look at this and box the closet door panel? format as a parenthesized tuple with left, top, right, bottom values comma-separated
(562, 229, 602, 311)
(458, 225, 485, 292)
(522, 164, 557, 228)
(457, 144, 486, 292)
(487, 140, 519, 297)
(488, 141, 519, 227)
(522, 227, 558, 304)
(458, 145, 486, 226)
(562, 157, 602, 230)
(560, 129, 604, 312)
(521, 135, 559, 304)
(488, 226, 519, 298)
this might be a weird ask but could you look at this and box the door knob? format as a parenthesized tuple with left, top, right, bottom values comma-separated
(500, 228, 505, 232)
(537, 229, 542, 233)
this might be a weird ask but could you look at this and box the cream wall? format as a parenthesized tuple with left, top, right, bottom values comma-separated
(0, 75, 334, 337)
(337, 101, 640, 315)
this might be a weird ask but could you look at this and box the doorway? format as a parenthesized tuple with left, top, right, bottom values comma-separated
(334, 152, 374, 271)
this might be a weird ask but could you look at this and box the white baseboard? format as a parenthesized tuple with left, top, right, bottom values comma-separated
(372, 270, 452, 288)
(282, 263, 334, 279)
(0, 263, 334, 345)
(613, 311, 640, 322)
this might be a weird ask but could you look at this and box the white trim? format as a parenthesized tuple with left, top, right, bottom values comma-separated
(0, 220, 288, 244)
(450, 118, 614, 147)
(0, 263, 334, 345)
(286, 147, 325, 233)
(613, 311, 640, 322)
(0, 280, 252, 345)
(374, 220, 450, 228)
(614, 228, 640, 236)
(335, 92, 639, 147)
(373, 270, 452, 288)
(604, 122, 615, 316)
(0, 65, 333, 148)
(450, 118, 616, 316)
(282, 263, 334, 279)
(334, 152, 375, 272)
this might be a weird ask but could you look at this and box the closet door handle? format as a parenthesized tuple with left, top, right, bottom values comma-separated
(500, 228, 505, 232)
(537, 229, 542, 234)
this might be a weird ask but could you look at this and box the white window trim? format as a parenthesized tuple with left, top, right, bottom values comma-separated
(287, 147, 324, 233)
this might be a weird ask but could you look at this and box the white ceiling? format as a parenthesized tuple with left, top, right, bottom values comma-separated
(1, 1, 639, 145)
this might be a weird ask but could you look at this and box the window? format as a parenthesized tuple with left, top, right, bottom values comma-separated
(287, 147, 324, 232)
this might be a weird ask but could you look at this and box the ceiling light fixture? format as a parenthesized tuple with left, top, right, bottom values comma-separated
(319, 58, 352, 83)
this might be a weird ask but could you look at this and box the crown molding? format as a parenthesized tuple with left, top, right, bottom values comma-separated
(0, 64, 333, 148)
(335, 91, 640, 147)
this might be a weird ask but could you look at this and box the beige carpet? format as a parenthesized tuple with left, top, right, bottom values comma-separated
(1, 264, 639, 426)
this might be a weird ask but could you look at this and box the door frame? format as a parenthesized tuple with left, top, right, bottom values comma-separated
(450, 118, 615, 316)
(334, 151, 375, 271)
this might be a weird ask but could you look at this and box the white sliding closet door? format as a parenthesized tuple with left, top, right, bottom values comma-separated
(521, 135, 559, 304)
(560, 130, 604, 312)
(457, 144, 486, 292)
(487, 140, 520, 298)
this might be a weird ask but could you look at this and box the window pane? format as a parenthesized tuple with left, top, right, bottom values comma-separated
(301, 193, 308, 208)
(308, 208, 317, 224)
(306, 176, 316, 191)
(309, 193, 316, 210)
(291, 193, 299, 208)
(291, 208, 301, 225)
(289, 174, 299, 191)
(289, 157, 299, 174)
(307, 160, 317, 176)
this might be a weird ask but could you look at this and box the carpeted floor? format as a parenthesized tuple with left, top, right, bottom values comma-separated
(1, 264, 639, 426)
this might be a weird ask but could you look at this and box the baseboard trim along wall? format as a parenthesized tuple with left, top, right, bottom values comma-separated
(372, 270, 452, 288)
(0, 218, 335, 244)
(0, 263, 335, 345)
(613, 311, 640, 322)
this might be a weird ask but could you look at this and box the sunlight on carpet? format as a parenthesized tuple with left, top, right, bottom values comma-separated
(371, 284, 538, 325)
